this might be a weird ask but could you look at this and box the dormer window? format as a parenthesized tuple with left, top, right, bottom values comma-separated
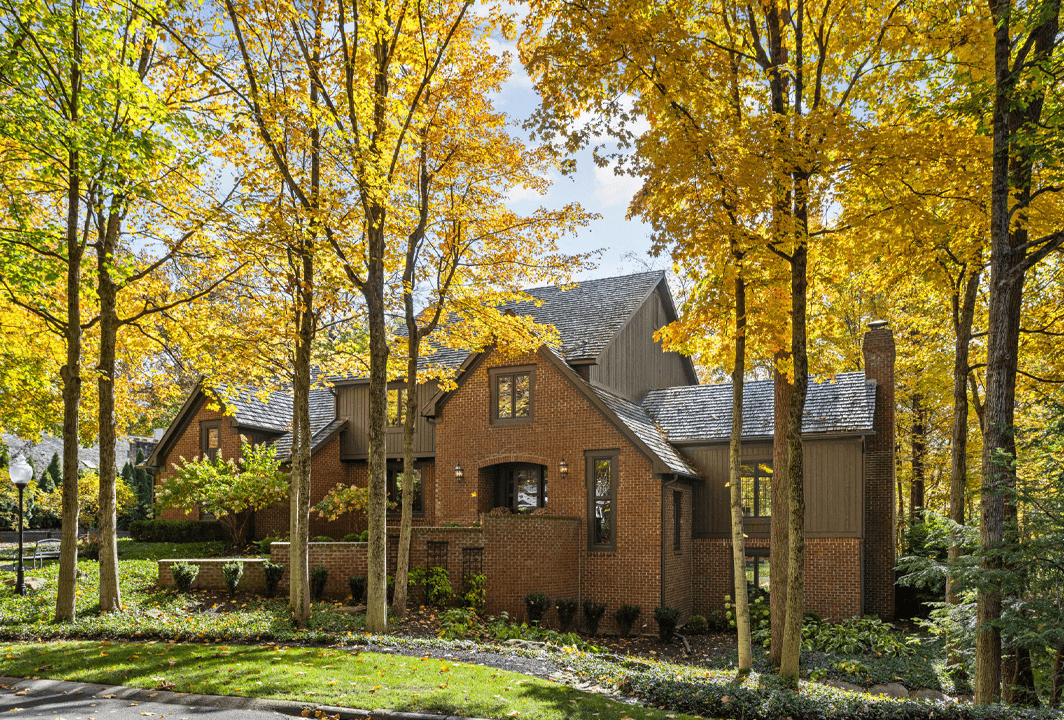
(490, 366, 534, 425)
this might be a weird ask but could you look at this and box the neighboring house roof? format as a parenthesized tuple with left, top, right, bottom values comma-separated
(641, 371, 878, 443)
(587, 385, 698, 476)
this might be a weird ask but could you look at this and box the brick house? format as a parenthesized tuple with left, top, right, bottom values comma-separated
(148, 270, 895, 624)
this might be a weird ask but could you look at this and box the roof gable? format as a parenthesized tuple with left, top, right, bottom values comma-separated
(641, 372, 877, 443)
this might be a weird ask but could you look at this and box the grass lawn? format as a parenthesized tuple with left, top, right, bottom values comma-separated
(0, 540, 366, 643)
(0, 640, 701, 720)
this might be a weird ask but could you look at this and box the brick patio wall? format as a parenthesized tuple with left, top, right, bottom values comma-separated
(692, 536, 862, 621)
(158, 558, 267, 593)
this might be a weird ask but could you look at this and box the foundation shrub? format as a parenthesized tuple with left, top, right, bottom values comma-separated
(221, 561, 243, 597)
(258, 536, 285, 555)
(131, 520, 225, 544)
(614, 604, 641, 638)
(312, 535, 333, 543)
(524, 591, 551, 625)
(262, 561, 285, 598)
(582, 599, 606, 637)
(310, 565, 329, 600)
(684, 614, 708, 635)
(654, 606, 680, 643)
(349, 574, 367, 603)
(556, 599, 578, 632)
(459, 573, 486, 612)
(340, 532, 365, 542)
(170, 562, 199, 592)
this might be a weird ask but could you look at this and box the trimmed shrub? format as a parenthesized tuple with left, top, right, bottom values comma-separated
(131, 520, 225, 543)
(654, 606, 681, 643)
(222, 561, 244, 597)
(525, 591, 551, 625)
(310, 565, 329, 600)
(341, 532, 364, 542)
(170, 562, 199, 592)
(312, 535, 333, 543)
(615, 603, 641, 637)
(258, 536, 285, 555)
(685, 614, 708, 635)
(425, 567, 453, 608)
(349, 574, 367, 603)
(263, 561, 285, 598)
(582, 599, 606, 636)
(556, 598, 578, 632)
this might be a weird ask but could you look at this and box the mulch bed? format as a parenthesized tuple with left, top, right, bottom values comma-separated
(393, 605, 739, 666)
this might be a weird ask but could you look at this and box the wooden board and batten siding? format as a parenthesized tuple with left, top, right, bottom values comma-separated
(335, 381, 438, 459)
(681, 437, 864, 538)
(589, 288, 695, 401)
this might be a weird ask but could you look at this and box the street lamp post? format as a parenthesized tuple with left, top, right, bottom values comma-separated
(8, 456, 32, 596)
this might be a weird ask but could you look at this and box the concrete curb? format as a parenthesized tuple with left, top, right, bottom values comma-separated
(0, 676, 488, 720)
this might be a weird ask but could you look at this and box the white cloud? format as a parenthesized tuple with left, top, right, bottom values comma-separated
(593, 164, 643, 208)
(487, 36, 532, 90)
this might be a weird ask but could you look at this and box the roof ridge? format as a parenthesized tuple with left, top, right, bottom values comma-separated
(519, 269, 665, 296)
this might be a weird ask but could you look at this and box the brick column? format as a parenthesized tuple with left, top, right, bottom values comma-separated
(862, 320, 895, 618)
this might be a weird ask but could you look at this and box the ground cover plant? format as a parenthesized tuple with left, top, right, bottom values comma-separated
(0, 539, 365, 643)
(0, 640, 701, 720)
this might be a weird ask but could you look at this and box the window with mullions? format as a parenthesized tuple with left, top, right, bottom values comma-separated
(741, 461, 773, 517)
(386, 464, 423, 514)
(491, 367, 533, 424)
(745, 550, 770, 591)
(386, 388, 406, 428)
(586, 451, 618, 550)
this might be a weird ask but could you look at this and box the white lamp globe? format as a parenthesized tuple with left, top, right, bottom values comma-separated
(9, 456, 32, 488)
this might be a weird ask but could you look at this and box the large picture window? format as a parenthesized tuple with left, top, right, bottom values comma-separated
(586, 451, 618, 550)
(493, 463, 547, 513)
(741, 461, 773, 517)
(200, 420, 221, 461)
(490, 367, 533, 424)
(387, 463, 423, 515)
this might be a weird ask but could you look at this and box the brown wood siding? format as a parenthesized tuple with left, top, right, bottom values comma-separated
(682, 438, 863, 538)
(589, 288, 693, 401)
(337, 381, 437, 458)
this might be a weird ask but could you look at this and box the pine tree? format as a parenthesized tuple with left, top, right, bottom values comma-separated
(40, 452, 60, 493)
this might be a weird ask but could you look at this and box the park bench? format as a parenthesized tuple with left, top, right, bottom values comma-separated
(32, 538, 61, 569)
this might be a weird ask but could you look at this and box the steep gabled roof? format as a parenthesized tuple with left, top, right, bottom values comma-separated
(271, 417, 348, 460)
(641, 372, 877, 443)
(587, 385, 697, 476)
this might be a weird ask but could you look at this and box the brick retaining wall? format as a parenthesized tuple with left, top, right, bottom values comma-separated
(158, 558, 267, 593)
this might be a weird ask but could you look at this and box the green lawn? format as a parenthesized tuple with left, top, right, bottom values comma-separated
(0, 540, 365, 643)
(0, 640, 701, 720)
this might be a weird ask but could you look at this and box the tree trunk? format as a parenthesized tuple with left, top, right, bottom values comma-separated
(729, 265, 752, 671)
(55, 2, 82, 622)
(1050, 644, 1064, 707)
(769, 361, 791, 667)
(779, 237, 808, 682)
(910, 393, 926, 528)
(288, 244, 314, 626)
(364, 212, 390, 635)
(97, 208, 122, 612)
(393, 342, 419, 618)
(946, 268, 979, 675)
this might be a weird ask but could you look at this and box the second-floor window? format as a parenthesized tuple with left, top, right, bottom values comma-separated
(742, 461, 773, 517)
(200, 420, 221, 461)
(491, 367, 533, 424)
(387, 388, 406, 428)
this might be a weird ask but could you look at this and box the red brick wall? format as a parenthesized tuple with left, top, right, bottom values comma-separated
(662, 483, 693, 618)
(863, 324, 896, 618)
(158, 558, 267, 593)
(692, 536, 862, 621)
(157, 400, 244, 521)
(434, 348, 666, 632)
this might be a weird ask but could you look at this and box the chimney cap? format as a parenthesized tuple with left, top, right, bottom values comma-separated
(868, 319, 889, 331)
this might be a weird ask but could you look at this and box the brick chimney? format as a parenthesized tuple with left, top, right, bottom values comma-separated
(862, 320, 895, 618)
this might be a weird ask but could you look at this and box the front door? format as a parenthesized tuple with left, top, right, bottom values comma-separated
(494, 463, 547, 513)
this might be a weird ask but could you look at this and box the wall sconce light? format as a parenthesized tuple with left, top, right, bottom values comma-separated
(559, 458, 568, 477)
(454, 464, 464, 481)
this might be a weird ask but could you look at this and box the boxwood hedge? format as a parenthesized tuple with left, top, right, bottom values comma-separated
(129, 520, 226, 543)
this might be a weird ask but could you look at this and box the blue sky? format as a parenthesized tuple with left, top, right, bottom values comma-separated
(485, 24, 661, 281)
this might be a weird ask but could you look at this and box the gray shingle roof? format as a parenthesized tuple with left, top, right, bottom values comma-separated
(273, 417, 347, 460)
(215, 386, 293, 432)
(514, 271, 665, 361)
(641, 372, 877, 443)
(588, 384, 697, 476)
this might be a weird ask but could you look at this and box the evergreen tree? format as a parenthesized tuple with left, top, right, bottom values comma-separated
(40, 452, 61, 493)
